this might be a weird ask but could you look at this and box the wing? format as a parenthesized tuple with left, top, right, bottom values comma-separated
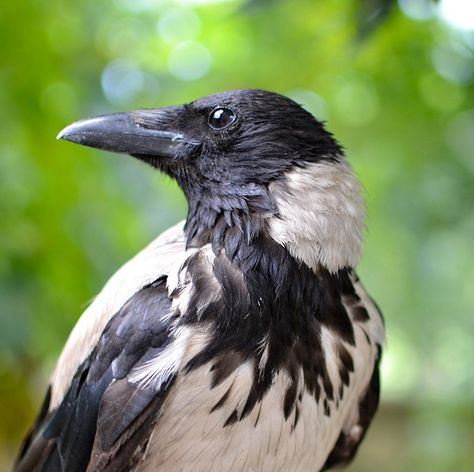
(322, 346, 381, 470)
(15, 221, 193, 472)
(322, 272, 384, 471)
(15, 278, 178, 472)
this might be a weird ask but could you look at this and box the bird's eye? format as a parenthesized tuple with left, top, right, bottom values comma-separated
(208, 108, 236, 130)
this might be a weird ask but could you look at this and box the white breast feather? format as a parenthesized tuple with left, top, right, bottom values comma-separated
(134, 281, 383, 472)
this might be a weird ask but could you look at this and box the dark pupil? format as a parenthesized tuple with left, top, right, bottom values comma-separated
(209, 108, 235, 129)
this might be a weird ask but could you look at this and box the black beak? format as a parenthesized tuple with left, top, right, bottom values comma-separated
(57, 109, 192, 159)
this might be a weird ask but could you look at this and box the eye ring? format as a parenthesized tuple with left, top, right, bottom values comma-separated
(208, 107, 236, 131)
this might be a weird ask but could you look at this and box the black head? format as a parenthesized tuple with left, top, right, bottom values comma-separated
(58, 89, 342, 244)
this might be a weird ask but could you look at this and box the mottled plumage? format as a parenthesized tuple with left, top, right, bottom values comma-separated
(15, 89, 384, 472)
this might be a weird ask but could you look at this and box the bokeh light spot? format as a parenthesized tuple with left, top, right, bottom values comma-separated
(176, 0, 235, 5)
(432, 42, 474, 85)
(462, 30, 474, 50)
(101, 59, 148, 106)
(117, 0, 161, 13)
(287, 89, 328, 120)
(333, 77, 379, 126)
(157, 7, 201, 43)
(419, 230, 471, 284)
(435, 325, 474, 392)
(168, 41, 212, 81)
(381, 329, 421, 399)
(398, 0, 435, 21)
(440, 0, 474, 30)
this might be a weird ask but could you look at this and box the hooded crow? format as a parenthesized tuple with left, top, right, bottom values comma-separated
(15, 89, 384, 472)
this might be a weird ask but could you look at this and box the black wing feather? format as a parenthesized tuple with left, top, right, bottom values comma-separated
(15, 277, 177, 472)
(322, 344, 382, 471)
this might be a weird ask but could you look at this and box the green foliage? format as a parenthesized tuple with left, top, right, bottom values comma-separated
(1, 0, 473, 469)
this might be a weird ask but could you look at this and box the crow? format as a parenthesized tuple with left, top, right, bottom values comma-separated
(15, 89, 384, 472)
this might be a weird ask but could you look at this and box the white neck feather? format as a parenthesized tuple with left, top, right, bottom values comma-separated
(268, 159, 366, 273)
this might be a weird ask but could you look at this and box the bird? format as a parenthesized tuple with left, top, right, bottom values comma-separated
(15, 89, 384, 472)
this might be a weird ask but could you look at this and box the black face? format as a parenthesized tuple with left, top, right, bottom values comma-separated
(59, 89, 340, 188)
(58, 89, 341, 240)
(158, 90, 341, 189)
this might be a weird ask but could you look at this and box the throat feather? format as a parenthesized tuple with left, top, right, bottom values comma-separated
(181, 230, 358, 421)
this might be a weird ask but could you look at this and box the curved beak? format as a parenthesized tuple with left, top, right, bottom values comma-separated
(57, 109, 190, 159)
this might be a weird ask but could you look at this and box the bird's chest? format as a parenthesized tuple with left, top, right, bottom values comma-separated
(137, 360, 343, 472)
(133, 243, 381, 472)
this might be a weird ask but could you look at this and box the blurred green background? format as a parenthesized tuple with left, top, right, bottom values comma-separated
(1, 0, 473, 470)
